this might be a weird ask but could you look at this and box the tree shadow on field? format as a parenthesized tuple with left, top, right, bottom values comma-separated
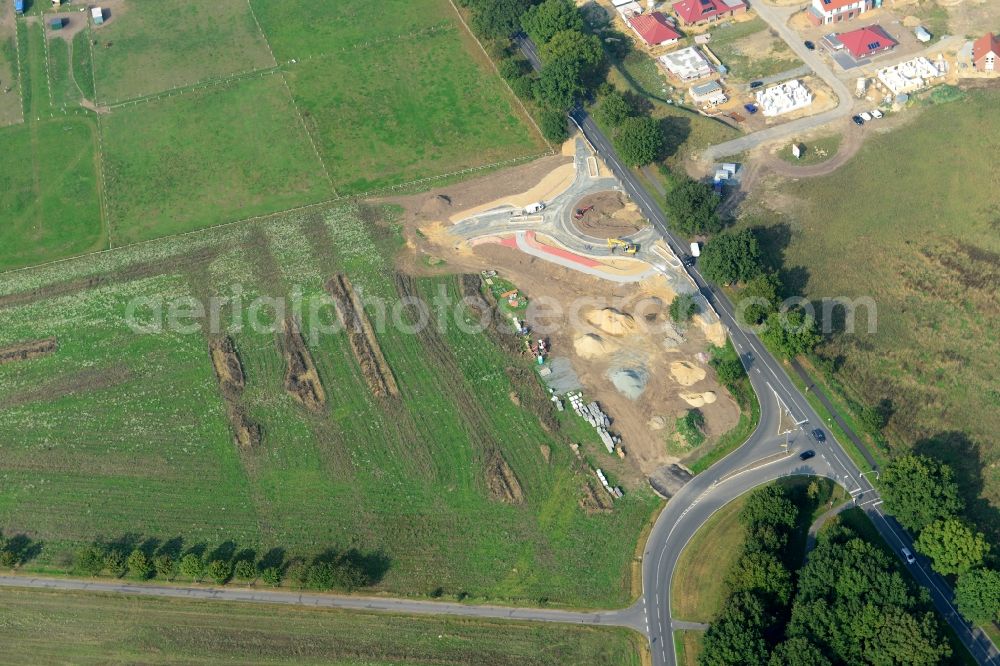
(105, 533, 141, 555)
(234, 548, 257, 565)
(138, 537, 160, 558)
(258, 547, 286, 571)
(157, 537, 184, 559)
(913, 432, 1000, 546)
(208, 540, 237, 563)
(660, 116, 691, 161)
(749, 223, 810, 299)
(4, 533, 43, 565)
(184, 542, 208, 559)
(348, 549, 391, 585)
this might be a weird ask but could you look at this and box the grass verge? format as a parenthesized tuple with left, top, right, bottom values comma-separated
(0, 586, 644, 664)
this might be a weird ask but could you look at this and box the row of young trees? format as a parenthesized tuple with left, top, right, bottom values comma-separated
(701, 484, 955, 665)
(73, 541, 376, 592)
(881, 454, 999, 625)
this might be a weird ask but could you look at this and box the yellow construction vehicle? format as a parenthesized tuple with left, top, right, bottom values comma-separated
(607, 238, 638, 255)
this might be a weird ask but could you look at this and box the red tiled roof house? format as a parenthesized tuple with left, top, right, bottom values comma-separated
(973, 33, 999, 72)
(838, 24, 897, 59)
(627, 12, 682, 47)
(808, 0, 873, 26)
(672, 0, 746, 26)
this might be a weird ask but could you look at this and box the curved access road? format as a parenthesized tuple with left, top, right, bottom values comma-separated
(562, 100, 1000, 666)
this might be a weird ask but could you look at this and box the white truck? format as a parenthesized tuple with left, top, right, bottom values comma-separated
(690, 242, 701, 258)
(523, 202, 545, 214)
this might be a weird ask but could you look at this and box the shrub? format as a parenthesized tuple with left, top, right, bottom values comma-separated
(104, 549, 128, 578)
(74, 545, 105, 576)
(127, 549, 153, 580)
(668, 293, 697, 323)
(0, 550, 18, 568)
(234, 560, 257, 582)
(261, 566, 282, 587)
(179, 553, 203, 581)
(207, 559, 233, 585)
(539, 108, 569, 143)
(154, 554, 176, 580)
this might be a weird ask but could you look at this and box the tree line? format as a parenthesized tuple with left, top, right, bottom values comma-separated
(880, 454, 999, 626)
(72, 538, 385, 592)
(700, 484, 955, 665)
(460, 0, 667, 166)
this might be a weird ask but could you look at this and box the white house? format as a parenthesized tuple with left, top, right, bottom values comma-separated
(659, 46, 714, 81)
(807, 0, 873, 26)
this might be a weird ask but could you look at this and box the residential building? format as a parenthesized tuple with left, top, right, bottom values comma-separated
(659, 46, 714, 80)
(672, 0, 746, 27)
(628, 12, 682, 47)
(837, 24, 897, 59)
(973, 33, 999, 72)
(807, 0, 873, 26)
(690, 80, 727, 105)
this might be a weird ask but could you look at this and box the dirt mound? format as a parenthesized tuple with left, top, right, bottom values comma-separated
(0, 338, 57, 364)
(609, 367, 649, 400)
(648, 416, 667, 431)
(585, 308, 637, 337)
(420, 194, 452, 217)
(207, 336, 261, 448)
(279, 318, 327, 411)
(209, 337, 245, 396)
(670, 361, 706, 386)
(572, 191, 646, 238)
(485, 451, 524, 504)
(580, 478, 614, 513)
(326, 274, 399, 399)
(228, 404, 262, 449)
(573, 332, 617, 358)
(680, 391, 717, 407)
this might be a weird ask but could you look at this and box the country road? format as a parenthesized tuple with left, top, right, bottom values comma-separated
(0, 575, 647, 630)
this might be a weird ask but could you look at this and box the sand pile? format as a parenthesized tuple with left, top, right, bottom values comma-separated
(585, 308, 637, 337)
(574, 333, 617, 358)
(670, 361, 706, 386)
(420, 194, 452, 217)
(680, 391, 717, 407)
(648, 416, 667, 431)
(609, 367, 649, 400)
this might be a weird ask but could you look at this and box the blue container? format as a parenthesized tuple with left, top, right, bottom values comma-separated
(14, 0, 25, 14)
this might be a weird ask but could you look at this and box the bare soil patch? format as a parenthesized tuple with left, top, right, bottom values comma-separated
(326, 274, 399, 399)
(209, 336, 245, 396)
(0, 338, 57, 365)
(207, 336, 261, 449)
(2, 364, 130, 409)
(571, 191, 647, 239)
(278, 317, 326, 411)
(485, 450, 524, 504)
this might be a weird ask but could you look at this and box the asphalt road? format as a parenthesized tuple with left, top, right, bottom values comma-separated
(519, 33, 997, 666)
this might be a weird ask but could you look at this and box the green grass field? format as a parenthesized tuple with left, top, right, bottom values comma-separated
(0, 587, 644, 665)
(284, 25, 545, 193)
(777, 134, 841, 166)
(707, 17, 801, 82)
(0, 117, 104, 271)
(674, 630, 703, 666)
(101, 74, 332, 244)
(747, 88, 1000, 535)
(0, 204, 659, 608)
(0, 12, 21, 125)
(249, 0, 453, 62)
(89, 0, 275, 104)
(0, 0, 543, 270)
(46, 33, 80, 109)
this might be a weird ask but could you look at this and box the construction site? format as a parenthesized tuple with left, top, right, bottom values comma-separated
(388, 135, 740, 491)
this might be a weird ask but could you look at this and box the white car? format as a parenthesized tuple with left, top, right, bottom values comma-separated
(871, 109, 883, 118)
(860, 112, 873, 121)
(902, 547, 916, 565)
